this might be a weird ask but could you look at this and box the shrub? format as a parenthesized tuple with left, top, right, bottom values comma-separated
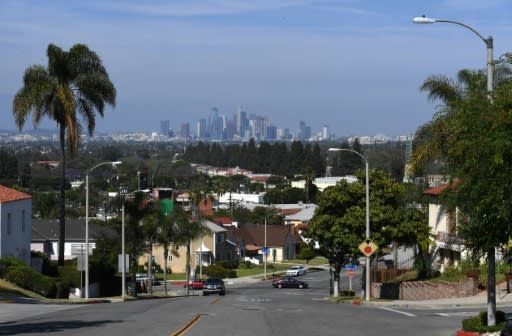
(238, 261, 254, 269)
(461, 310, 506, 333)
(339, 290, 355, 296)
(0, 256, 26, 276)
(203, 264, 236, 278)
(218, 259, 239, 270)
(4, 266, 57, 298)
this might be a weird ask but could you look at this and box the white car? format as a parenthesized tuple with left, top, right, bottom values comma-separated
(286, 265, 306, 276)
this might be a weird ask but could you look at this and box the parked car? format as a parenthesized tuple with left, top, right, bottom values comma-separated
(286, 265, 306, 276)
(203, 278, 226, 296)
(185, 279, 205, 289)
(136, 273, 160, 285)
(272, 277, 309, 289)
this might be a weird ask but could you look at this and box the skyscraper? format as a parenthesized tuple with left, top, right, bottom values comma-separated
(160, 120, 170, 137)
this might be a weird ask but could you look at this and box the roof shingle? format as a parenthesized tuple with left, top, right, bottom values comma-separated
(0, 185, 32, 203)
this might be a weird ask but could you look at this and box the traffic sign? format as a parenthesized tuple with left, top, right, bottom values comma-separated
(359, 240, 378, 257)
(261, 247, 269, 256)
(344, 264, 353, 270)
(348, 270, 354, 278)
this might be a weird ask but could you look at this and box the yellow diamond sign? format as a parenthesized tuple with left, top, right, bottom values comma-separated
(359, 240, 378, 257)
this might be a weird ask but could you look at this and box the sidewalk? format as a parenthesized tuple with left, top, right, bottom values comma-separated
(362, 286, 512, 309)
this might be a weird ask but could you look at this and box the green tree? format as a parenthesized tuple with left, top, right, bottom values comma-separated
(412, 65, 512, 326)
(13, 43, 116, 265)
(305, 170, 422, 297)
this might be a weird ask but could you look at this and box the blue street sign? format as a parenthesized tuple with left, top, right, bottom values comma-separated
(344, 264, 353, 270)
(261, 247, 269, 255)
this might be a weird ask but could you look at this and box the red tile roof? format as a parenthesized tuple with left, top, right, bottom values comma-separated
(213, 216, 232, 225)
(423, 180, 459, 196)
(0, 185, 32, 203)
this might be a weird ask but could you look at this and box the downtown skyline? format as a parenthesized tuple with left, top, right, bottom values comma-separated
(1, 1, 512, 137)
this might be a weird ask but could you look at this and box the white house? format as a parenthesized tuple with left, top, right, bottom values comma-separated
(291, 176, 357, 192)
(0, 185, 32, 264)
(423, 183, 466, 272)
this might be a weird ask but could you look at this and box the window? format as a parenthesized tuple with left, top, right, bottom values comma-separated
(7, 213, 12, 235)
(167, 255, 173, 262)
(21, 210, 26, 233)
(217, 233, 224, 243)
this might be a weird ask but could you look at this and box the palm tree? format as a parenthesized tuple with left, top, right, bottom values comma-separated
(155, 206, 187, 296)
(412, 66, 511, 172)
(124, 191, 152, 297)
(173, 217, 211, 295)
(13, 43, 116, 265)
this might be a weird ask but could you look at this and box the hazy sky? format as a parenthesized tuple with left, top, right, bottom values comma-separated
(1, 0, 512, 137)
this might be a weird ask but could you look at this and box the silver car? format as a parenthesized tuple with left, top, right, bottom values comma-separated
(286, 265, 306, 276)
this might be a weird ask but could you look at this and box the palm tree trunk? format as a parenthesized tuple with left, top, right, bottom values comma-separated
(58, 124, 66, 266)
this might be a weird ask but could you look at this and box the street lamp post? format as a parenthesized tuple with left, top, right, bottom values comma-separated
(412, 16, 494, 95)
(264, 215, 267, 280)
(328, 148, 370, 301)
(85, 161, 121, 300)
(413, 15, 496, 325)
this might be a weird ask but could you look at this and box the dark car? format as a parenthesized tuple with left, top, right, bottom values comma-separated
(203, 278, 226, 296)
(272, 276, 309, 289)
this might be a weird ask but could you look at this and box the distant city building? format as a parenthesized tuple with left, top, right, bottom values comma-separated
(237, 105, 248, 137)
(266, 126, 277, 140)
(197, 118, 207, 139)
(160, 120, 170, 137)
(180, 123, 190, 139)
(322, 125, 329, 140)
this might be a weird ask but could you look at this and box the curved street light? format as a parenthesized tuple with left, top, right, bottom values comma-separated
(328, 148, 370, 301)
(85, 160, 122, 299)
(412, 16, 494, 94)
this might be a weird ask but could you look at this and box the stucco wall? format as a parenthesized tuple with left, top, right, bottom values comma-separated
(0, 199, 32, 264)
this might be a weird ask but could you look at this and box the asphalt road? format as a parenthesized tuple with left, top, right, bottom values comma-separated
(0, 269, 504, 336)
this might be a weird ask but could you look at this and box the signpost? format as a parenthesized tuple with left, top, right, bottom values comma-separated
(359, 239, 378, 257)
(348, 269, 354, 291)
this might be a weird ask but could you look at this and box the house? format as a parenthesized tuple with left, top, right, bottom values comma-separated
(291, 176, 357, 192)
(147, 219, 236, 274)
(225, 222, 298, 264)
(31, 218, 117, 261)
(0, 185, 32, 264)
(423, 183, 466, 272)
(276, 203, 317, 227)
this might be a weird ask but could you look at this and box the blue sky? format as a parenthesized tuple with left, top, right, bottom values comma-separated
(1, 0, 512, 137)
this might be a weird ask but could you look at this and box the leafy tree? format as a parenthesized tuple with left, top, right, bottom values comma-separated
(305, 169, 426, 297)
(0, 150, 18, 181)
(13, 43, 116, 265)
(297, 243, 317, 264)
(263, 187, 305, 204)
(412, 65, 512, 326)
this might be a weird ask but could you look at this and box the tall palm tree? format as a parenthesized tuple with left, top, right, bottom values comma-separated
(174, 217, 211, 295)
(412, 65, 512, 173)
(13, 44, 116, 265)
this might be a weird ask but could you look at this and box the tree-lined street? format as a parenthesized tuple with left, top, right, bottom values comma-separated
(1, 269, 500, 336)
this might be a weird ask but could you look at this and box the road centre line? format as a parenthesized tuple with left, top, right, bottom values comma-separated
(211, 297, 223, 304)
(380, 307, 416, 317)
(170, 314, 203, 336)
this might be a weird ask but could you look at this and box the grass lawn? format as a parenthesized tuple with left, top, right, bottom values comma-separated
(282, 256, 328, 266)
(155, 261, 324, 280)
